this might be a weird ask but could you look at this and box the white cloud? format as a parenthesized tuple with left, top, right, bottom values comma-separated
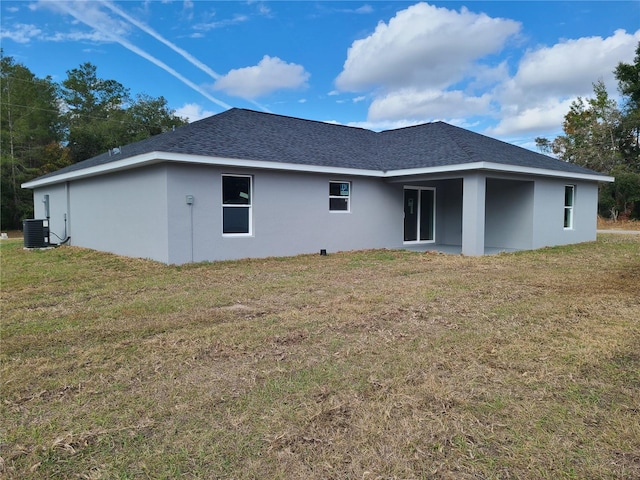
(257, 3, 271, 16)
(492, 28, 640, 136)
(346, 118, 425, 131)
(335, 2, 520, 92)
(246, 0, 272, 16)
(213, 55, 310, 98)
(335, 4, 374, 15)
(0, 23, 42, 43)
(355, 5, 373, 14)
(368, 88, 492, 122)
(193, 14, 249, 31)
(39, 0, 131, 39)
(466, 62, 510, 92)
(345, 117, 476, 132)
(46, 29, 114, 43)
(499, 29, 640, 106)
(487, 98, 575, 137)
(323, 117, 478, 133)
(333, 1, 640, 140)
(174, 103, 216, 122)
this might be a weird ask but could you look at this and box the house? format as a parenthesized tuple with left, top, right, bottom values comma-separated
(22, 108, 613, 264)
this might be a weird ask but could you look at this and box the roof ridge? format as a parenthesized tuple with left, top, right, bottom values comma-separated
(434, 122, 479, 163)
(235, 107, 376, 132)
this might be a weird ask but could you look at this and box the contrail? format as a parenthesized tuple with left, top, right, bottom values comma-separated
(56, 2, 232, 110)
(100, 0, 271, 113)
(101, 1, 222, 80)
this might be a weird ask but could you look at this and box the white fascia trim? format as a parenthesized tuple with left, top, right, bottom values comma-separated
(179, 153, 382, 177)
(22, 152, 384, 188)
(22, 154, 613, 189)
(384, 161, 614, 182)
(22, 153, 164, 188)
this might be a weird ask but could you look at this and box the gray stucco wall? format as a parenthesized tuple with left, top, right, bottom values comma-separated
(29, 163, 602, 264)
(165, 164, 403, 264)
(485, 178, 534, 250)
(532, 179, 598, 249)
(47, 165, 171, 262)
(32, 183, 68, 243)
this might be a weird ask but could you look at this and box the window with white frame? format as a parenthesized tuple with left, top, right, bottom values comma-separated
(222, 175, 252, 235)
(329, 181, 350, 212)
(564, 185, 575, 229)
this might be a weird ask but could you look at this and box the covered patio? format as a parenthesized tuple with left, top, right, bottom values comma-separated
(391, 173, 536, 256)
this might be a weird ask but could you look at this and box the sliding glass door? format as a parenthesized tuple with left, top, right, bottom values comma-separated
(404, 187, 435, 242)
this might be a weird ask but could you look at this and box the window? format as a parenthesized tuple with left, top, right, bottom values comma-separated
(329, 181, 350, 212)
(564, 185, 575, 229)
(222, 175, 252, 235)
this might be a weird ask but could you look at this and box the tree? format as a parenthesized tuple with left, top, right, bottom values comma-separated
(1, 58, 188, 229)
(535, 136, 553, 155)
(60, 62, 131, 162)
(598, 167, 640, 220)
(1, 53, 65, 229)
(59, 64, 186, 161)
(615, 44, 640, 109)
(61, 62, 129, 115)
(125, 94, 187, 141)
(614, 43, 640, 172)
(537, 43, 640, 220)
(551, 80, 622, 173)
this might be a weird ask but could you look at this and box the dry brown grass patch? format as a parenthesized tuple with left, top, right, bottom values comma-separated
(1, 236, 639, 479)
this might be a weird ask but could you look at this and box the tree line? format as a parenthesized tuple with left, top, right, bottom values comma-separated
(536, 43, 640, 221)
(1, 53, 187, 230)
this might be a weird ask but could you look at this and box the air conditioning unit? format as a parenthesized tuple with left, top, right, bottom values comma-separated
(23, 219, 49, 248)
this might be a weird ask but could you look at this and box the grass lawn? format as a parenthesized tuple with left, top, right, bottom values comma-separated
(1, 235, 639, 479)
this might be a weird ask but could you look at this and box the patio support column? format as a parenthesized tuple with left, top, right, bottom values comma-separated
(462, 172, 486, 255)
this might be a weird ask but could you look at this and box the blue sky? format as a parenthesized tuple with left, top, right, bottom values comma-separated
(1, 1, 639, 149)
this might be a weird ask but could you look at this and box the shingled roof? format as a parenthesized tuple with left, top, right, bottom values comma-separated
(28, 108, 604, 184)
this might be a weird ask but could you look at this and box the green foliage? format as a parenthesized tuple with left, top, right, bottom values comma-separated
(551, 81, 623, 173)
(126, 94, 187, 141)
(61, 63, 129, 117)
(615, 43, 640, 172)
(0, 54, 188, 229)
(1, 53, 62, 229)
(599, 167, 640, 220)
(541, 42, 640, 219)
(535, 136, 552, 155)
(615, 44, 640, 109)
(59, 63, 186, 162)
